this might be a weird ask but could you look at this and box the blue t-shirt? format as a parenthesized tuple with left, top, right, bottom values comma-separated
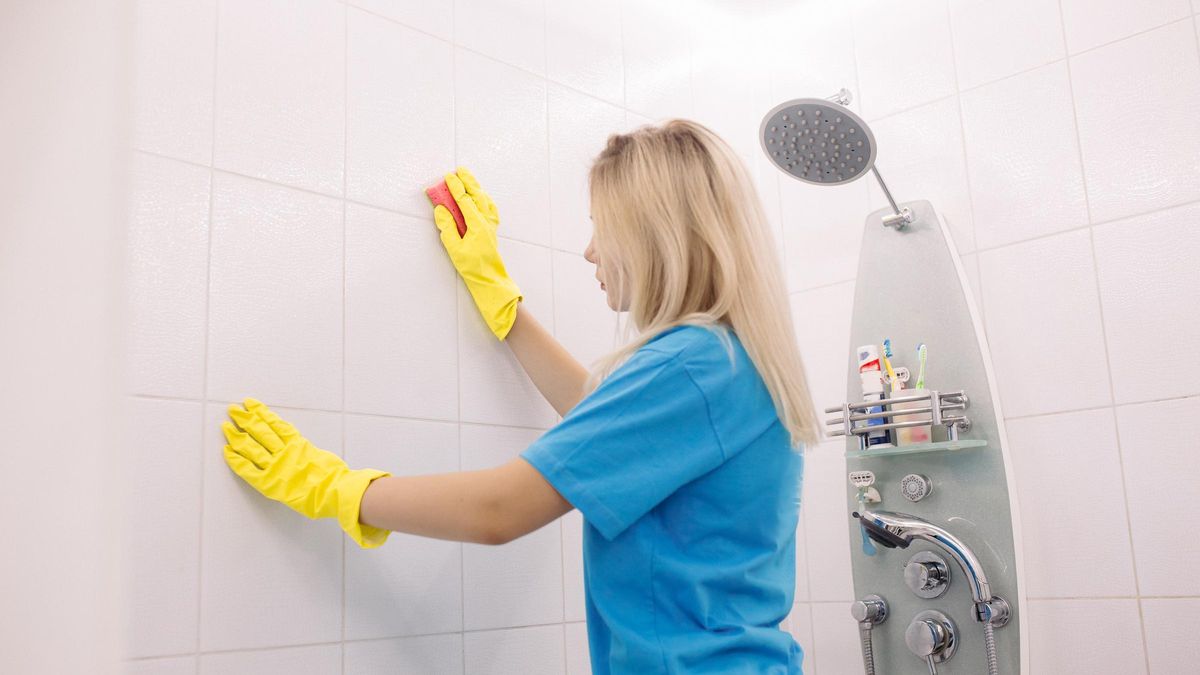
(520, 323, 805, 674)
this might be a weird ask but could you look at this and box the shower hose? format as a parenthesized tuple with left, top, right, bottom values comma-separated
(858, 623, 876, 675)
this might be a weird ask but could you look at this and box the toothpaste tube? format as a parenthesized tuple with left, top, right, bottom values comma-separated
(857, 345, 890, 447)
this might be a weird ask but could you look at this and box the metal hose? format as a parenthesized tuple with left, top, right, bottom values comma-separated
(858, 624, 877, 675)
(983, 621, 999, 675)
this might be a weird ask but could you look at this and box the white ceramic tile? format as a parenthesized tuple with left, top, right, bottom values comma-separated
(852, 0, 957, 120)
(545, 0, 623, 105)
(790, 281, 856, 420)
(132, 0, 215, 164)
(214, 0, 344, 195)
(200, 405, 343, 651)
(455, 0, 545, 75)
(1027, 599, 1147, 674)
(463, 625, 566, 675)
(867, 96, 976, 253)
(206, 173, 343, 411)
(562, 511, 586, 623)
(199, 644, 341, 675)
(344, 633, 465, 675)
(461, 423, 564, 630)
(978, 229, 1112, 417)
(960, 252, 984, 319)
(455, 48, 551, 247)
(547, 83, 626, 255)
(960, 62, 1089, 249)
(764, 0, 861, 116)
(1093, 202, 1200, 404)
(124, 398, 203, 658)
(621, 0, 693, 119)
(1141, 598, 1200, 674)
(343, 414, 463, 640)
(347, 0, 452, 40)
(565, 621, 591, 675)
(810, 601, 866, 675)
(552, 251, 620, 370)
(126, 153, 210, 399)
(626, 110, 654, 130)
(1116, 397, 1200, 596)
(784, 603, 813, 675)
(345, 203, 458, 419)
(1060, 0, 1190, 53)
(1006, 408, 1137, 597)
(1070, 21, 1200, 222)
(948, 0, 1065, 89)
(346, 9, 454, 216)
(779, 174, 869, 293)
(125, 657, 196, 675)
(458, 238, 558, 428)
(801, 449, 853, 602)
(691, 3, 770, 164)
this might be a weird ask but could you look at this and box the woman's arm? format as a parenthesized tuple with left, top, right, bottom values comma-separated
(358, 456, 573, 545)
(505, 302, 590, 417)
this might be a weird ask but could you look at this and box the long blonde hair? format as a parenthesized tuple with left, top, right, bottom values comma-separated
(582, 119, 820, 449)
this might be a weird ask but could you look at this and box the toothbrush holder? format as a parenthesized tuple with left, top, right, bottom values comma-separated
(892, 388, 933, 445)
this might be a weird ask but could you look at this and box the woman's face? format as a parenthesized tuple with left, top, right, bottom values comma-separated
(584, 232, 625, 312)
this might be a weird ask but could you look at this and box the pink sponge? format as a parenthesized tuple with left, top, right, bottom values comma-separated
(425, 180, 467, 238)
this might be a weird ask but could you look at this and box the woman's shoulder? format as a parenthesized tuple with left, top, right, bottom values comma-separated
(642, 323, 743, 374)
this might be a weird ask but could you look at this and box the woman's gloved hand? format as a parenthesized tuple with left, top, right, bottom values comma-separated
(221, 398, 392, 548)
(433, 167, 523, 340)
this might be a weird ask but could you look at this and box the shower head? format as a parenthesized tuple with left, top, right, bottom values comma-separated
(852, 508, 1008, 627)
(760, 89, 913, 228)
(759, 96, 876, 186)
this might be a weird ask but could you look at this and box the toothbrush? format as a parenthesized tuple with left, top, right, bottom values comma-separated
(916, 343, 928, 390)
(881, 339, 899, 393)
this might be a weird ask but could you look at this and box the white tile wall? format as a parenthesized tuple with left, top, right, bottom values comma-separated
(948, 0, 1065, 90)
(127, 153, 211, 399)
(214, 0, 345, 196)
(1070, 20, 1200, 223)
(343, 414, 463, 641)
(127, 0, 1200, 672)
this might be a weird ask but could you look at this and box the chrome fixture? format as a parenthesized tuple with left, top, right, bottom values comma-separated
(759, 88, 914, 229)
(853, 508, 1009, 675)
(904, 551, 950, 599)
(900, 473, 934, 502)
(906, 610, 958, 674)
(851, 594, 889, 675)
(824, 389, 971, 450)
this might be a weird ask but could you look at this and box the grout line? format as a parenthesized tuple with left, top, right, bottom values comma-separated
(450, 11, 468, 668)
(943, 0, 981, 264)
(194, 0, 222, 660)
(340, 4, 349, 673)
(1063, 14, 1197, 59)
(129, 393, 557, 432)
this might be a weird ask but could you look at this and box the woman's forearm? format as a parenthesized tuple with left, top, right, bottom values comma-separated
(358, 470, 502, 545)
(504, 303, 589, 417)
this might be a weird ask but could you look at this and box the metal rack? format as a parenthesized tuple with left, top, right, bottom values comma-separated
(824, 390, 971, 451)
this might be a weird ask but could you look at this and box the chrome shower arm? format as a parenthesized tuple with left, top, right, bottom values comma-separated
(855, 508, 991, 604)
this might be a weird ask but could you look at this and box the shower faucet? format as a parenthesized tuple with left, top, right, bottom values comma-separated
(852, 509, 1010, 627)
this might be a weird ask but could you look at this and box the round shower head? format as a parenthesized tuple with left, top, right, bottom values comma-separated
(760, 98, 877, 186)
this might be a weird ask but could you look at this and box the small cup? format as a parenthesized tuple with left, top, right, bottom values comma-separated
(893, 388, 933, 445)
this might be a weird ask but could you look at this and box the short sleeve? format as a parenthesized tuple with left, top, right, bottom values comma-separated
(519, 347, 726, 541)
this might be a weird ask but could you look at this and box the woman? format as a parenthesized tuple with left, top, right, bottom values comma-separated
(221, 119, 820, 674)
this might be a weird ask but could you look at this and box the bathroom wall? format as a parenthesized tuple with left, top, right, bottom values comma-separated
(124, 1, 801, 674)
(782, 0, 1200, 673)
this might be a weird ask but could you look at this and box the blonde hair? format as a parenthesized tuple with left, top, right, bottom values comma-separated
(582, 119, 820, 449)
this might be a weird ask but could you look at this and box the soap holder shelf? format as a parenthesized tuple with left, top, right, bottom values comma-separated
(844, 438, 987, 459)
(824, 389, 972, 452)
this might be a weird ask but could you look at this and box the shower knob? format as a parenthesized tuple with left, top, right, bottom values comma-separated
(905, 610, 957, 663)
(850, 594, 888, 627)
(900, 473, 932, 502)
(904, 551, 950, 599)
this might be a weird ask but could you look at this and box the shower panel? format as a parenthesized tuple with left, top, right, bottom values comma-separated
(761, 93, 1028, 674)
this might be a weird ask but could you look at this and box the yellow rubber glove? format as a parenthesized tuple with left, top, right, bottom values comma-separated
(433, 167, 523, 340)
(221, 398, 392, 548)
